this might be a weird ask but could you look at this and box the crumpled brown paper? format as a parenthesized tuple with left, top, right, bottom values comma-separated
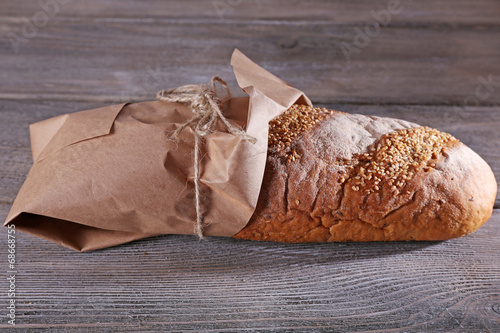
(4, 49, 312, 251)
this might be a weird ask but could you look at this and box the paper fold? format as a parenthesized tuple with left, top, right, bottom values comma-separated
(33, 103, 128, 162)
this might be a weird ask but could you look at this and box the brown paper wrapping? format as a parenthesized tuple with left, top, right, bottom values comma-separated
(4, 49, 311, 251)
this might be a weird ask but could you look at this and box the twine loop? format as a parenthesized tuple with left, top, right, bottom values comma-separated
(157, 77, 256, 239)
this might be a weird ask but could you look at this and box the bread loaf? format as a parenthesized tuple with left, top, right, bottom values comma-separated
(234, 105, 497, 242)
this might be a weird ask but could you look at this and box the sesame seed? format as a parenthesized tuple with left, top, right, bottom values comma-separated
(268, 104, 333, 161)
(336, 126, 458, 195)
(269, 106, 458, 193)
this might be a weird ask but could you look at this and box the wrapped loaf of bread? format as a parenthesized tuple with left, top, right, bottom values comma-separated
(4, 49, 497, 251)
(234, 105, 497, 242)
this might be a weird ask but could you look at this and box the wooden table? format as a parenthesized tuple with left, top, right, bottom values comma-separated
(1, 1, 499, 331)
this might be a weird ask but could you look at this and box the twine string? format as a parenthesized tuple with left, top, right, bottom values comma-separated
(157, 76, 256, 238)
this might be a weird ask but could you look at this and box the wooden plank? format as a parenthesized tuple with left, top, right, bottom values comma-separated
(0, 206, 499, 331)
(1, 0, 499, 25)
(1, 100, 498, 210)
(0, 21, 499, 105)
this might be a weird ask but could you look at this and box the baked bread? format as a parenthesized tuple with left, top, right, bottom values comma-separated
(234, 105, 497, 242)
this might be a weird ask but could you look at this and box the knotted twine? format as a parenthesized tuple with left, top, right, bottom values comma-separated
(157, 77, 256, 239)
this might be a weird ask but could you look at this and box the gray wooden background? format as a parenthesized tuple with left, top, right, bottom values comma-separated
(0, 1, 499, 331)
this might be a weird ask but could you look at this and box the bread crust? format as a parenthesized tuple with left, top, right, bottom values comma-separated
(234, 109, 497, 242)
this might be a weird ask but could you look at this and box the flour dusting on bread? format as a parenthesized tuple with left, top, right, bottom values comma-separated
(311, 113, 417, 162)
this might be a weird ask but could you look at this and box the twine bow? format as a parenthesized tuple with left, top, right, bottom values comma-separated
(157, 76, 256, 239)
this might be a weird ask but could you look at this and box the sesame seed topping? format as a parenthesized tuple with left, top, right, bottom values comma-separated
(344, 126, 458, 194)
(268, 104, 332, 161)
(267, 105, 459, 195)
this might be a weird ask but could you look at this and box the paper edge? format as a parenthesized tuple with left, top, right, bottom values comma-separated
(35, 103, 128, 163)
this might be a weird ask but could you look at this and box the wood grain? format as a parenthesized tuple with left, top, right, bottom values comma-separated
(2, 0, 500, 25)
(0, 209, 498, 332)
(0, 17, 499, 105)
